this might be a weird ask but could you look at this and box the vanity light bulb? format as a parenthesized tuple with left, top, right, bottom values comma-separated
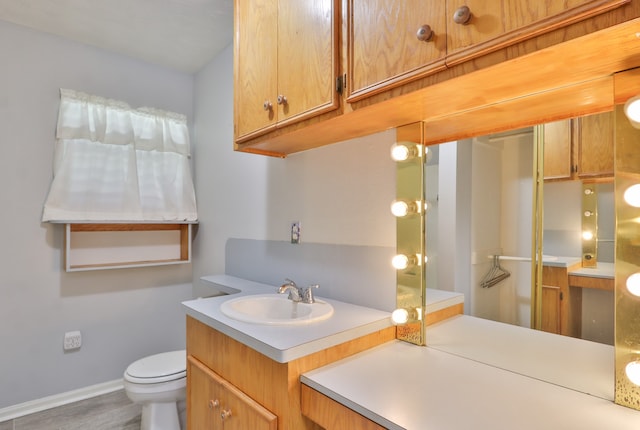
(391, 201, 410, 217)
(584, 188, 594, 195)
(624, 95, 640, 128)
(392, 254, 410, 270)
(626, 360, 640, 386)
(391, 143, 410, 161)
(391, 308, 409, 325)
(584, 210, 593, 217)
(624, 184, 640, 208)
(626, 273, 640, 297)
(390, 142, 423, 162)
(582, 231, 594, 240)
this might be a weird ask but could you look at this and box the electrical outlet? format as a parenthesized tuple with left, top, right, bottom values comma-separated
(291, 221, 301, 244)
(64, 331, 82, 351)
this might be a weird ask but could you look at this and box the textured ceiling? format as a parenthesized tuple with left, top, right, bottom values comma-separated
(0, 0, 233, 73)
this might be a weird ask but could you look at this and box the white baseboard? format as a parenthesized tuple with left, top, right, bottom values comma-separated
(0, 379, 124, 422)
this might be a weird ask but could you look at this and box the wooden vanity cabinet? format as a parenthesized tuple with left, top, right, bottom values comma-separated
(186, 316, 395, 430)
(543, 112, 614, 181)
(300, 384, 385, 430)
(188, 356, 277, 430)
(541, 264, 582, 337)
(234, 0, 340, 144)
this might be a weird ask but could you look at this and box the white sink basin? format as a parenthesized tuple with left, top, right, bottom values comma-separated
(220, 294, 334, 325)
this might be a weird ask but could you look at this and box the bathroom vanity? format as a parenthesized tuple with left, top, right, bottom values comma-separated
(542, 258, 614, 337)
(182, 275, 463, 430)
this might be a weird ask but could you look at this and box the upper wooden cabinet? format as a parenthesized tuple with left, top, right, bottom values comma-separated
(543, 111, 614, 181)
(347, 0, 629, 102)
(347, 0, 447, 101)
(234, 0, 340, 144)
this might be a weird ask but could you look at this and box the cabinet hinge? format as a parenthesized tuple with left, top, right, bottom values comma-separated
(336, 74, 346, 95)
(560, 292, 564, 300)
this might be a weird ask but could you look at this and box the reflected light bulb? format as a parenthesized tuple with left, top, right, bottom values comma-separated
(584, 188, 594, 195)
(626, 360, 640, 386)
(582, 231, 594, 240)
(624, 184, 640, 208)
(391, 308, 409, 325)
(627, 273, 640, 297)
(584, 210, 593, 217)
(392, 254, 409, 270)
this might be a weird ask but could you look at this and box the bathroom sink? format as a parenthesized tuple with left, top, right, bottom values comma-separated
(220, 294, 334, 325)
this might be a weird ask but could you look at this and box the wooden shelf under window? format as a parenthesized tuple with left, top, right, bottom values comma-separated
(64, 223, 192, 272)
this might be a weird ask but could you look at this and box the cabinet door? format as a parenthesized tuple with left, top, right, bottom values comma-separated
(541, 285, 561, 334)
(574, 111, 614, 179)
(187, 356, 277, 430)
(543, 119, 573, 181)
(446, 0, 602, 59)
(277, 0, 340, 125)
(347, 0, 446, 101)
(235, 0, 278, 141)
(188, 357, 221, 430)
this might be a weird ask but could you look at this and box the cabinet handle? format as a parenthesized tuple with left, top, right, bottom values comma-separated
(208, 399, 219, 409)
(220, 408, 232, 420)
(263, 100, 272, 111)
(277, 95, 288, 105)
(453, 6, 472, 25)
(416, 25, 434, 42)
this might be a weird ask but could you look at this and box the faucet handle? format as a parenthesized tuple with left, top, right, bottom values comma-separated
(302, 284, 319, 304)
(284, 278, 296, 287)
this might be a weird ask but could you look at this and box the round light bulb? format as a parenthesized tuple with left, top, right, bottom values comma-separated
(584, 188, 594, 195)
(627, 273, 640, 297)
(626, 360, 640, 386)
(624, 95, 640, 128)
(390, 201, 410, 217)
(582, 231, 594, 240)
(390, 143, 410, 162)
(584, 210, 592, 217)
(391, 308, 409, 324)
(392, 254, 409, 270)
(624, 184, 640, 208)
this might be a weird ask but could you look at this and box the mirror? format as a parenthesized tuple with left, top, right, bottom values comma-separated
(424, 111, 616, 345)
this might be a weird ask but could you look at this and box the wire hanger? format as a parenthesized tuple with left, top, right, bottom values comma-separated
(480, 255, 511, 288)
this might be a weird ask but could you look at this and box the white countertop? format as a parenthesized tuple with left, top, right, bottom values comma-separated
(569, 262, 614, 279)
(184, 276, 464, 363)
(302, 315, 640, 429)
(183, 275, 394, 363)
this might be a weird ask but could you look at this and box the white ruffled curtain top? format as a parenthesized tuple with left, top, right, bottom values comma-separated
(42, 89, 197, 222)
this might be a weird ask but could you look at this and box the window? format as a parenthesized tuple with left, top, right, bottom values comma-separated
(42, 89, 197, 222)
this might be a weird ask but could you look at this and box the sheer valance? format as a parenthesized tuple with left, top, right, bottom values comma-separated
(42, 89, 197, 222)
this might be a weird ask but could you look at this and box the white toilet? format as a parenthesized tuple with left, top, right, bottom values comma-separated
(123, 350, 187, 430)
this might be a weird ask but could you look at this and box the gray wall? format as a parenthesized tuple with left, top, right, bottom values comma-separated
(0, 21, 194, 409)
(191, 45, 397, 306)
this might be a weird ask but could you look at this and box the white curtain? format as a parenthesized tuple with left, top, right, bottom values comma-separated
(42, 89, 197, 222)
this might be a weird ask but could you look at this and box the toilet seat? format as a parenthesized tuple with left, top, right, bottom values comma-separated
(124, 350, 186, 384)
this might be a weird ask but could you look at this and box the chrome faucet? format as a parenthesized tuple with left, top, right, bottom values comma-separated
(277, 278, 319, 304)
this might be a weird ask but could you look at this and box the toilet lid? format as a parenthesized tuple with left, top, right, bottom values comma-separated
(125, 350, 186, 384)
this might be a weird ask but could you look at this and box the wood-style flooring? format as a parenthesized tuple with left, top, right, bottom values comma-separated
(0, 389, 184, 430)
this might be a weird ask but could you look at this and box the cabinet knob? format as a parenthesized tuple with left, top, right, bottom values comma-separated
(416, 25, 434, 42)
(277, 95, 288, 105)
(220, 409, 233, 420)
(208, 399, 219, 409)
(263, 100, 272, 111)
(453, 5, 472, 25)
